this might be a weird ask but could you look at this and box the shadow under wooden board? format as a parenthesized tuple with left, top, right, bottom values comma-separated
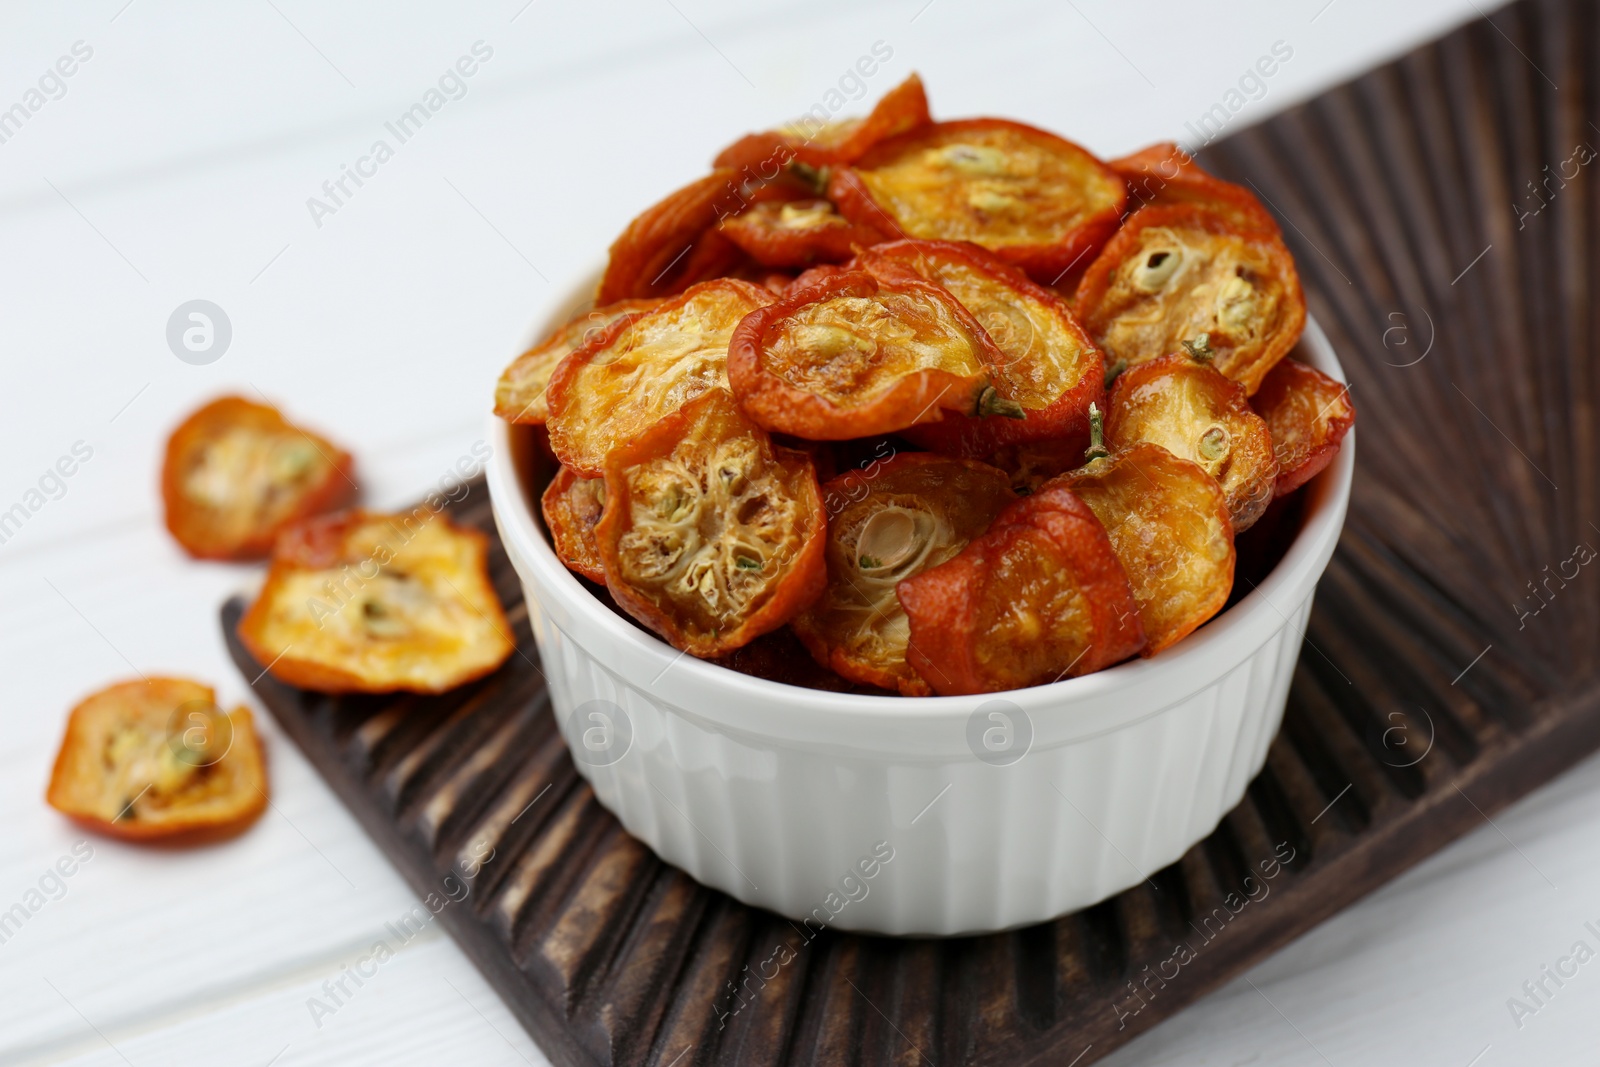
(222, 1, 1600, 1062)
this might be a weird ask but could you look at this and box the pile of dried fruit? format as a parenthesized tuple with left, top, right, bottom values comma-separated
(504, 73, 1355, 698)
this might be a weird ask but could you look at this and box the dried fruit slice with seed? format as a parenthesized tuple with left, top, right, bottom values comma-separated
(1105, 353, 1279, 532)
(161, 396, 354, 560)
(46, 678, 268, 842)
(1109, 142, 1280, 234)
(897, 483, 1145, 694)
(727, 269, 1012, 440)
(542, 466, 608, 582)
(718, 198, 888, 268)
(546, 278, 775, 476)
(792, 452, 1015, 694)
(1250, 358, 1356, 497)
(1054, 442, 1234, 655)
(495, 298, 661, 425)
(1073, 204, 1305, 394)
(855, 239, 1105, 453)
(594, 388, 826, 656)
(829, 119, 1127, 282)
(238, 509, 514, 693)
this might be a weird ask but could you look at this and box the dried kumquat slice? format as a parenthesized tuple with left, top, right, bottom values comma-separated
(1109, 141, 1279, 234)
(1250, 358, 1355, 497)
(546, 278, 775, 476)
(1073, 204, 1305, 394)
(828, 119, 1127, 281)
(1054, 439, 1234, 655)
(727, 269, 1013, 440)
(856, 239, 1105, 454)
(542, 466, 608, 583)
(787, 263, 845, 292)
(596, 168, 757, 304)
(238, 509, 514, 694)
(792, 452, 1015, 694)
(494, 299, 661, 425)
(594, 388, 827, 656)
(718, 198, 888, 268)
(161, 396, 354, 560)
(1105, 350, 1279, 532)
(897, 482, 1145, 694)
(713, 73, 933, 173)
(46, 678, 268, 843)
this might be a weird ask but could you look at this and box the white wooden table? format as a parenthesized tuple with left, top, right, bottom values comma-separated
(5, 2, 1594, 1064)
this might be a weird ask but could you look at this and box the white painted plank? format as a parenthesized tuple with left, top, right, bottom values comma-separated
(25, 934, 546, 1067)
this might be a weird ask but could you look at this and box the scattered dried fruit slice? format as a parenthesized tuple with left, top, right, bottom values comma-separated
(713, 73, 933, 172)
(718, 198, 888, 267)
(594, 388, 827, 656)
(1250, 358, 1356, 497)
(856, 239, 1105, 453)
(1109, 142, 1280, 234)
(494, 298, 661, 425)
(546, 278, 775, 476)
(1073, 204, 1305, 394)
(1106, 352, 1279, 532)
(1055, 441, 1234, 655)
(46, 678, 267, 842)
(541, 466, 608, 582)
(161, 396, 354, 560)
(792, 452, 1015, 694)
(238, 509, 515, 693)
(897, 482, 1145, 694)
(727, 268, 1012, 439)
(829, 119, 1127, 281)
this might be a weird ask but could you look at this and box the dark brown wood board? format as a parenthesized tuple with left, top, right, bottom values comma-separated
(222, 1, 1600, 1062)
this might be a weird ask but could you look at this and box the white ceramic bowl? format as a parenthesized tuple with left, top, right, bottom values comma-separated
(488, 281, 1353, 936)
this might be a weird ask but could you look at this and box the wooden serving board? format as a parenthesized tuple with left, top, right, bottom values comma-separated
(223, 1, 1600, 1061)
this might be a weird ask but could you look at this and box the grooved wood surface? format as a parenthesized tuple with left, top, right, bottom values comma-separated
(218, 2, 1600, 1063)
